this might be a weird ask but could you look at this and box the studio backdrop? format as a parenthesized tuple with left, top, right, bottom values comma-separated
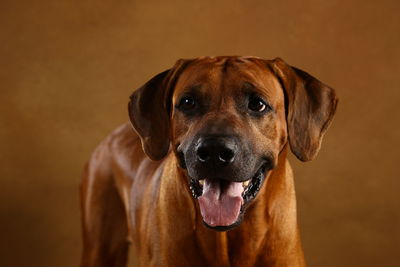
(1, 0, 399, 266)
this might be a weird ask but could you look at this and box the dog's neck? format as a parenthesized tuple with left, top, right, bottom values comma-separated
(165, 146, 305, 266)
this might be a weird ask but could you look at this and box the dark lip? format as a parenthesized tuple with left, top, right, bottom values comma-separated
(188, 163, 269, 230)
(242, 163, 268, 203)
(203, 218, 243, 231)
(189, 163, 268, 201)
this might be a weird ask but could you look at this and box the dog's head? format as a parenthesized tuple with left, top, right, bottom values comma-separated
(129, 56, 337, 230)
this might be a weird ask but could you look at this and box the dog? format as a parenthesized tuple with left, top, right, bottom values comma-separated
(80, 56, 338, 267)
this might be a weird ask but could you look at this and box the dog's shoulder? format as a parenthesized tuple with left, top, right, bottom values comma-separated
(105, 122, 148, 168)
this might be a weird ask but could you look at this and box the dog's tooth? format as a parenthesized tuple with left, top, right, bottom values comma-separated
(199, 180, 204, 185)
(243, 180, 250, 187)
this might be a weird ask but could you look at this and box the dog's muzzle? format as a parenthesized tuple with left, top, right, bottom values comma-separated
(179, 135, 271, 229)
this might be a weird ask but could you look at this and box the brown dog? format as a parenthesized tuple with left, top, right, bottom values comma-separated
(80, 56, 338, 267)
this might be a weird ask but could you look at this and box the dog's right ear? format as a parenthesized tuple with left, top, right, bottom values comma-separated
(128, 59, 191, 161)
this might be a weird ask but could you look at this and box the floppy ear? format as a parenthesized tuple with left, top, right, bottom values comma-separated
(128, 59, 191, 160)
(271, 58, 338, 162)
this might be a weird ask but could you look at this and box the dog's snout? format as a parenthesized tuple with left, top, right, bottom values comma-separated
(196, 137, 237, 165)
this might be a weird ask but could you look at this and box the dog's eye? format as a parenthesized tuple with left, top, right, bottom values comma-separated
(248, 96, 269, 113)
(178, 96, 196, 111)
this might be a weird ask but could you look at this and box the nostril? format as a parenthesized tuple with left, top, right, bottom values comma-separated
(197, 147, 210, 162)
(218, 149, 235, 163)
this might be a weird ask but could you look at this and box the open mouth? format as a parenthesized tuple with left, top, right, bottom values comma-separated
(188, 164, 268, 230)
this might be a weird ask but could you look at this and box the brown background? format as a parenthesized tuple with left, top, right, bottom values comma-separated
(1, 0, 399, 266)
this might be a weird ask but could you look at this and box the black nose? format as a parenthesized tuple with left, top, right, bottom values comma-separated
(196, 137, 237, 165)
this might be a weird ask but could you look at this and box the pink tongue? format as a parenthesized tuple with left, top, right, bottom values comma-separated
(198, 179, 244, 227)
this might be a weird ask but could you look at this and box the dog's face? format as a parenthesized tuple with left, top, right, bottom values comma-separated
(129, 56, 337, 231)
(170, 58, 287, 229)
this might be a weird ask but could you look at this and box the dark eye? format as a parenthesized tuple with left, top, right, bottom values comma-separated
(248, 96, 270, 113)
(178, 96, 196, 111)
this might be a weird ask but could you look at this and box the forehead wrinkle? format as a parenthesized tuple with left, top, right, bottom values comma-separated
(227, 67, 282, 102)
(174, 65, 214, 96)
(176, 56, 256, 91)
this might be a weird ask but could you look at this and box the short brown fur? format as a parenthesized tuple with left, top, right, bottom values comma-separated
(80, 56, 337, 267)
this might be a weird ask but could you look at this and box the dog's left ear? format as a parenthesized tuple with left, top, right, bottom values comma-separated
(128, 59, 191, 161)
(270, 58, 338, 162)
